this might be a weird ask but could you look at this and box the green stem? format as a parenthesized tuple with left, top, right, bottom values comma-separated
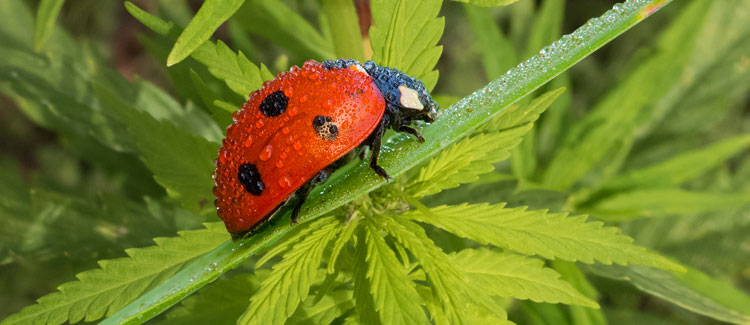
(103, 0, 672, 323)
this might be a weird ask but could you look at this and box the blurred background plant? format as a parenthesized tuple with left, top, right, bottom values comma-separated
(0, 0, 748, 324)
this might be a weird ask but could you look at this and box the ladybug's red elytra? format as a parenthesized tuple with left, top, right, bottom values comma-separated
(213, 59, 438, 237)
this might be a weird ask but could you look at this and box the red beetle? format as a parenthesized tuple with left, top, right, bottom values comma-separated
(213, 59, 438, 237)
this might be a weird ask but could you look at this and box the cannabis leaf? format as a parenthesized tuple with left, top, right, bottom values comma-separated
(125, 2, 273, 98)
(2, 223, 228, 325)
(408, 89, 565, 197)
(406, 203, 684, 271)
(453, 248, 598, 307)
(369, 0, 444, 90)
(239, 216, 342, 324)
(361, 222, 427, 324)
(97, 85, 219, 214)
(166, 0, 244, 66)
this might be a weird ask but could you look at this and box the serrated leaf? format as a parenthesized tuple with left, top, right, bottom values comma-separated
(405, 203, 684, 271)
(96, 85, 219, 213)
(380, 216, 508, 324)
(288, 289, 355, 325)
(407, 128, 525, 198)
(587, 265, 750, 324)
(166, 0, 244, 66)
(234, 0, 334, 60)
(33, 0, 65, 51)
(409, 89, 564, 197)
(239, 216, 341, 324)
(327, 217, 359, 274)
(369, 0, 444, 90)
(353, 230, 381, 325)
(602, 135, 750, 191)
(256, 216, 339, 269)
(453, 0, 519, 7)
(1, 223, 228, 325)
(164, 273, 264, 324)
(125, 2, 269, 98)
(453, 248, 598, 308)
(362, 222, 427, 324)
(587, 189, 750, 221)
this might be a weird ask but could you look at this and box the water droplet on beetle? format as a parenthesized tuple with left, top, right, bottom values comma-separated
(259, 145, 272, 161)
(278, 176, 292, 188)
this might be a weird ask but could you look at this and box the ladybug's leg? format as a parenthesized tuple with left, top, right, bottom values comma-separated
(368, 119, 391, 181)
(397, 126, 425, 143)
(290, 167, 332, 224)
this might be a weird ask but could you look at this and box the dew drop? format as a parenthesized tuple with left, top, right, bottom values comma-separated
(275, 161, 284, 168)
(293, 142, 302, 151)
(300, 95, 309, 103)
(255, 119, 264, 128)
(243, 136, 253, 147)
(284, 87, 293, 97)
(259, 145, 273, 161)
(278, 176, 292, 188)
(282, 127, 290, 135)
(288, 106, 299, 117)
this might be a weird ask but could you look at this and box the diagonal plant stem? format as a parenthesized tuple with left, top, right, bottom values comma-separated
(103, 0, 673, 323)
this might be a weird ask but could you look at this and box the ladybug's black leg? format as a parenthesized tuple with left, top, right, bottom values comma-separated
(368, 119, 391, 181)
(397, 126, 425, 143)
(291, 168, 332, 224)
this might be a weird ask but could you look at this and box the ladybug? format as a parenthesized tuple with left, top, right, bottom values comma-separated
(213, 58, 438, 237)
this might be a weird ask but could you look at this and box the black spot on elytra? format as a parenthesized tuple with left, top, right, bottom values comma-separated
(238, 163, 264, 195)
(312, 115, 338, 141)
(259, 90, 288, 117)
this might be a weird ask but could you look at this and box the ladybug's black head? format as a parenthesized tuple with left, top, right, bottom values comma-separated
(363, 61, 438, 123)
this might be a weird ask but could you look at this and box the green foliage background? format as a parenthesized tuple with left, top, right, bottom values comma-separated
(0, 0, 749, 324)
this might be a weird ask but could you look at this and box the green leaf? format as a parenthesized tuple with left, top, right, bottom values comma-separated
(234, 0, 334, 60)
(587, 189, 750, 221)
(552, 261, 608, 325)
(464, 5, 517, 80)
(327, 217, 359, 273)
(369, 0, 444, 90)
(353, 230, 381, 324)
(322, 0, 365, 60)
(587, 265, 750, 324)
(362, 222, 427, 324)
(33, 0, 65, 51)
(407, 128, 524, 198)
(453, 248, 598, 308)
(96, 85, 219, 213)
(1, 223, 228, 325)
(239, 216, 341, 324)
(255, 215, 339, 269)
(406, 203, 684, 271)
(125, 2, 269, 98)
(166, 0, 244, 66)
(602, 135, 750, 191)
(408, 89, 565, 197)
(164, 273, 263, 324)
(124, 1, 173, 35)
(381, 216, 509, 324)
(288, 289, 355, 325)
(541, 0, 712, 190)
(453, 0, 520, 7)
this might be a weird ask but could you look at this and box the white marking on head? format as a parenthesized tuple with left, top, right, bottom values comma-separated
(350, 64, 369, 76)
(398, 85, 424, 110)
